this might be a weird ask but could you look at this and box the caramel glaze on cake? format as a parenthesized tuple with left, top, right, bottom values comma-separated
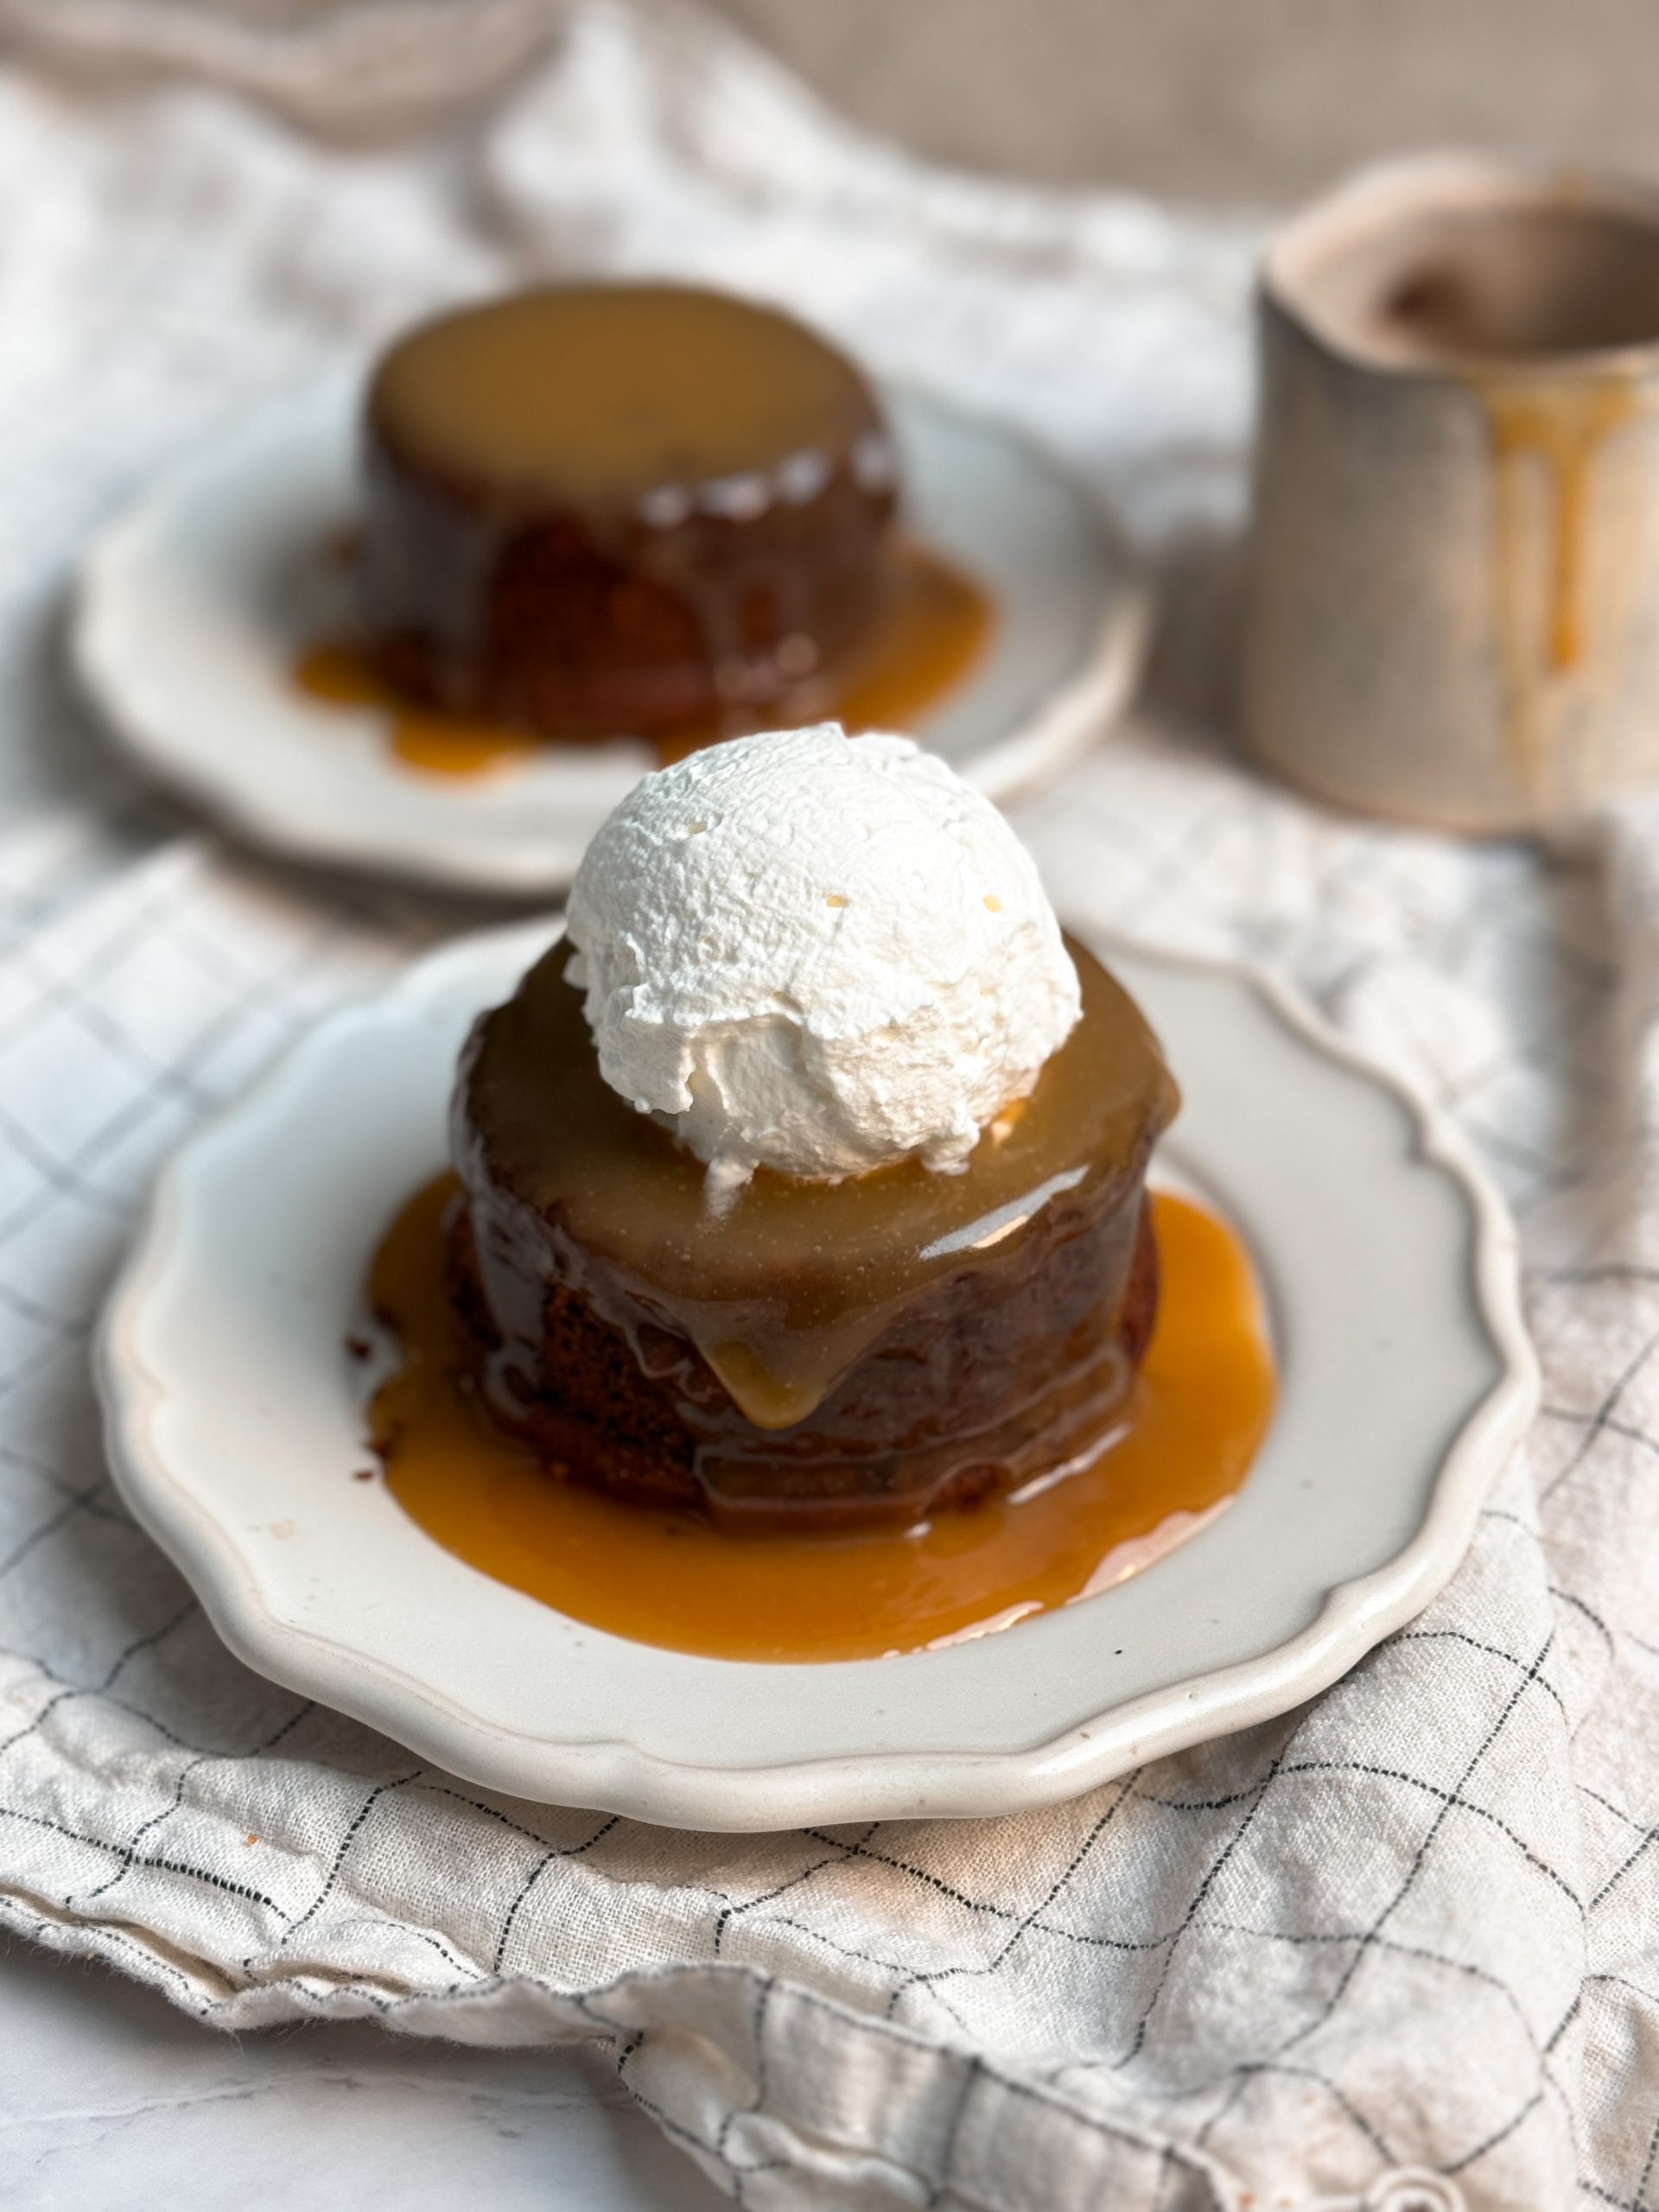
(445, 938, 1179, 1532)
(360, 286, 899, 741)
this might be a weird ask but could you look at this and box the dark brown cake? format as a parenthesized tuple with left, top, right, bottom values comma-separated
(446, 938, 1179, 1531)
(359, 285, 899, 741)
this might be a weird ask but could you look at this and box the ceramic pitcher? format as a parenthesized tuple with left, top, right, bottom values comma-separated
(1243, 154, 1659, 833)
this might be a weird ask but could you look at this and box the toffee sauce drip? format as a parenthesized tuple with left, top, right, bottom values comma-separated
(294, 539, 994, 777)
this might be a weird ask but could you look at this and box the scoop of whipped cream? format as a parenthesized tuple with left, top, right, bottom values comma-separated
(564, 723, 1081, 1195)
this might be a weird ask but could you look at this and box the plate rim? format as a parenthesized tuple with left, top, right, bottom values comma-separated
(93, 918, 1538, 1828)
(70, 382, 1154, 895)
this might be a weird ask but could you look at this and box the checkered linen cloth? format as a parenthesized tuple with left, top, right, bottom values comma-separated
(1, 6, 1656, 2206)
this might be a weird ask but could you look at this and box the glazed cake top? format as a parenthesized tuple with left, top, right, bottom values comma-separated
(367, 283, 887, 506)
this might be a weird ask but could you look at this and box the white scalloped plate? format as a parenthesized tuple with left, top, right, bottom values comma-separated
(95, 919, 1537, 1831)
(71, 386, 1151, 894)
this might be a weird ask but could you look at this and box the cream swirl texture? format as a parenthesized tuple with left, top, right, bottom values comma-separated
(564, 724, 1081, 1193)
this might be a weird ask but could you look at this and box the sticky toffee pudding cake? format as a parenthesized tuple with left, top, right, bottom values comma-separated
(438, 724, 1179, 1530)
(448, 935, 1173, 1528)
(359, 286, 900, 742)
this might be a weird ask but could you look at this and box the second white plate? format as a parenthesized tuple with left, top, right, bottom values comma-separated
(73, 386, 1151, 895)
(95, 919, 1536, 1831)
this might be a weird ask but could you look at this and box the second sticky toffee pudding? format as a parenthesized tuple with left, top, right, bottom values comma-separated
(360, 285, 902, 741)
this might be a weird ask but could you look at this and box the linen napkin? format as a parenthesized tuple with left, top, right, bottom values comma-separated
(0, 5, 1654, 2205)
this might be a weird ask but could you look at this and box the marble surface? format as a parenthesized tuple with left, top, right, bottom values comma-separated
(3, 1936, 725, 2211)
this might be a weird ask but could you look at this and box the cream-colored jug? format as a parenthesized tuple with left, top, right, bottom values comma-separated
(1244, 154, 1659, 832)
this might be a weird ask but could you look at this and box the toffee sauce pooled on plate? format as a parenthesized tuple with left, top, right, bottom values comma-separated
(293, 539, 992, 778)
(366, 1179, 1274, 1663)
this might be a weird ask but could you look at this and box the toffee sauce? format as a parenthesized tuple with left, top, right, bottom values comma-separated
(366, 1179, 1275, 1663)
(294, 539, 993, 778)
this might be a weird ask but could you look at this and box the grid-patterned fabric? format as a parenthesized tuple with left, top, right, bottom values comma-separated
(1, 6, 1657, 2208)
